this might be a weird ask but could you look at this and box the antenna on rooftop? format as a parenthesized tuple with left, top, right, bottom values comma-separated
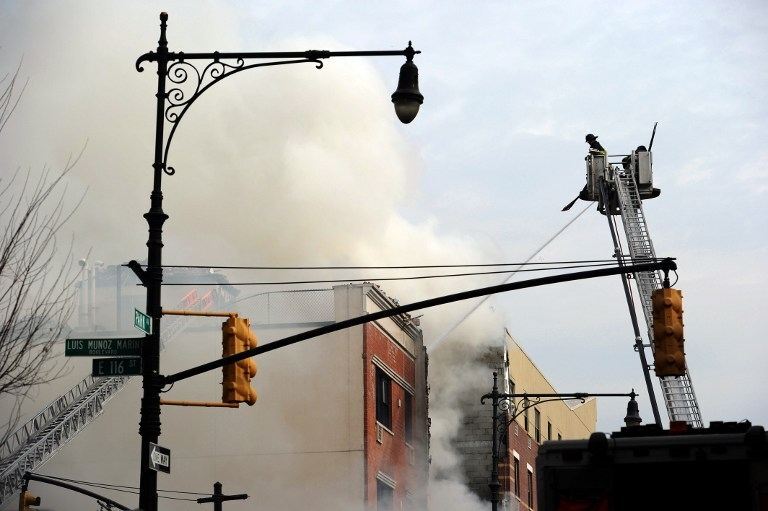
(648, 122, 658, 151)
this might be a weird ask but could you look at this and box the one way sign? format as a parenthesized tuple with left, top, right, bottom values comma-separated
(148, 442, 171, 474)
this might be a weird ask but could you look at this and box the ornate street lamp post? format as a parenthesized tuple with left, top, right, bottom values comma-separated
(131, 13, 423, 511)
(481, 372, 637, 511)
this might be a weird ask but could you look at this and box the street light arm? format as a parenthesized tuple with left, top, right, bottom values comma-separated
(137, 45, 422, 176)
(483, 392, 634, 429)
(481, 392, 590, 404)
(136, 48, 420, 71)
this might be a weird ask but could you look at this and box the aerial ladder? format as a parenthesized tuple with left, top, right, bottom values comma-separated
(579, 129, 703, 428)
(0, 288, 230, 506)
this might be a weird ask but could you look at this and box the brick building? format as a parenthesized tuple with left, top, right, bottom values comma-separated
(357, 286, 430, 510)
(12, 277, 428, 511)
(455, 330, 596, 510)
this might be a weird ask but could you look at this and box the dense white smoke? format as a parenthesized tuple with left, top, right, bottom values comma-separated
(427, 333, 500, 511)
(0, 3, 506, 510)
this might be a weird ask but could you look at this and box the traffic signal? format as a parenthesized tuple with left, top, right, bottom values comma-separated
(222, 315, 258, 406)
(651, 287, 686, 377)
(18, 491, 40, 511)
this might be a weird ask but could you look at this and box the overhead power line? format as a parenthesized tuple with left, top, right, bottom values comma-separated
(139, 258, 646, 270)
(162, 259, 677, 386)
(429, 201, 593, 353)
(31, 473, 208, 497)
(156, 260, 659, 287)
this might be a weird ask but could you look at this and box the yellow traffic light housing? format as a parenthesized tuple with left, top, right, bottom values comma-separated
(651, 287, 686, 377)
(19, 491, 40, 511)
(222, 315, 258, 406)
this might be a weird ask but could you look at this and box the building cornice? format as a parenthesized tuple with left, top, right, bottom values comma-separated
(365, 284, 422, 342)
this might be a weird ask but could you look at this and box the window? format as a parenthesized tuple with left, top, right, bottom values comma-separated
(547, 421, 552, 441)
(375, 368, 392, 429)
(377, 479, 394, 511)
(534, 409, 541, 443)
(527, 470, 534, 509)
(404, 392, 413, 444)
(513, 457, 521, 497)
(509, 379, 515, 404)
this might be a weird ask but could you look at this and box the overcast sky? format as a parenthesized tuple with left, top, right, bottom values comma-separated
(1, 0, 766, 461)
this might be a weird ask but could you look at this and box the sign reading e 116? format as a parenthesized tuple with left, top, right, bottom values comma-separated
(66, 338, 142, 357)
(92, 357, 142, 377)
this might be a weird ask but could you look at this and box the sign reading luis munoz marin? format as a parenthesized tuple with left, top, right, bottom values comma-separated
(65, 337, 143, 357)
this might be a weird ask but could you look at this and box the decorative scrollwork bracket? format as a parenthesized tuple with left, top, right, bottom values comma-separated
(137, 52, 326, 176)
(481, 371, 637, 457)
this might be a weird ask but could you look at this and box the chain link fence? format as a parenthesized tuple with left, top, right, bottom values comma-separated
(244, 289, 334, 326)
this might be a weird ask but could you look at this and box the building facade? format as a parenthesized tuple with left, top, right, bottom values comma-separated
(455, 329, 596, 510)
(359, 288, 429, 510)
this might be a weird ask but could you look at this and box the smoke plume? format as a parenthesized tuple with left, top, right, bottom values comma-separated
(0, 3, 506, 510)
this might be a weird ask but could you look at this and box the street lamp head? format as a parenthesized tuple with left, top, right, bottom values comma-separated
(624, 391, 642, 427)
(391, 42, 423, 124)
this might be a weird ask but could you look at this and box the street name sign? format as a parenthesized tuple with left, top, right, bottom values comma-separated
(66, 337, 142, 357)
(92, 357, 142, 377)
(148, 442, 171, 473)
(134, 308, 152, 334)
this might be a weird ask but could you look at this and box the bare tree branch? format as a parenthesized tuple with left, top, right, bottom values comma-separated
(0, 63, 84, 445)
(0, 60, 28, 135)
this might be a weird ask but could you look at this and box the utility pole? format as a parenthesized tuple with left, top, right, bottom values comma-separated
(196, 482, 247, 510)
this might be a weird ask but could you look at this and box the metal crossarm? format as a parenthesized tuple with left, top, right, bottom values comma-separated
(614, 169, 703, 427)
(0, 289, 229, 506)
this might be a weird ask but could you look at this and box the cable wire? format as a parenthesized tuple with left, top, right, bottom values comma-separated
(137, 258, 638, 270)
(158, 261, 655, 287)
(158, 494, 200, 502)
(32, 473, 208, 496)
(428, 201, 593, 353)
